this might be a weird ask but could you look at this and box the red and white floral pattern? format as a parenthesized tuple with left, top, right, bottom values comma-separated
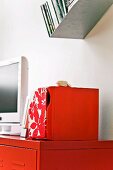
(27, 88, 47, 139)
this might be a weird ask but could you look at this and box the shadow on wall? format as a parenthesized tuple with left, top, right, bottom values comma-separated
(81, 5, 113, 63)
(99, 98, 113, 140)
(86, 5, 113, 39)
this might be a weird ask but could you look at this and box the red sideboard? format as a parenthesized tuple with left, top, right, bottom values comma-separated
(0, 135, 113, 170)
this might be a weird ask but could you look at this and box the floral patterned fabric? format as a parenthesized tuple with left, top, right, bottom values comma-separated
(27, 88, 47, 139)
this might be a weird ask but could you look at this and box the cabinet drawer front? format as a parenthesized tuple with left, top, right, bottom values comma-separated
(41, 148, 113, 170)
(0, 145, 36, 170)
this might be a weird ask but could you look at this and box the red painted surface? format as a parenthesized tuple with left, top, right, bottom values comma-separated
(41, 148, 113, 170)
(47, 87, 99, 140)
(0, 136, 113, 170)
(0, 145, 36, 170)
(28, 86, 99, 140)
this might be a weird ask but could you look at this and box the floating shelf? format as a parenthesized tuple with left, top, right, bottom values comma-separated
(50, 0, 113, 39)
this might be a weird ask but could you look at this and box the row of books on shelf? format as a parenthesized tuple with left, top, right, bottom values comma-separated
(41, 0, 78, 36)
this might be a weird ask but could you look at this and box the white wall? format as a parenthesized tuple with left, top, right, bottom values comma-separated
(0, 0, 113, 140)
(0, 0, 4, 57)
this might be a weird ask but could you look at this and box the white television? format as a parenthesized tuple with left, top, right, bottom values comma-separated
(0, 56, 28, 135)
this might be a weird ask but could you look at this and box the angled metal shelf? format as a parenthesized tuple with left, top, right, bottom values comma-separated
(50, 0, 113, 39)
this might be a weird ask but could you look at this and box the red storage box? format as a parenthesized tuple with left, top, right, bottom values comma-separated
(28, 86, 99, 140)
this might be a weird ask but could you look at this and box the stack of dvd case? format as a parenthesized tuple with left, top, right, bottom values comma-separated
(41, 0, 78, 36)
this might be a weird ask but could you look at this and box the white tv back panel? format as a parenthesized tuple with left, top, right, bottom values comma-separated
(0, 56, 28, 135)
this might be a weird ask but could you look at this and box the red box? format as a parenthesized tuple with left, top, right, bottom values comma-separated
(28, 86, 99, 140)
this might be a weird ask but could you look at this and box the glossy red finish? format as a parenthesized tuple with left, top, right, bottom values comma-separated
(28, 87, 99, 140)
(0, 136, 113, 170)
(0, 145, 36, 170)
(47, 87, 99, 140)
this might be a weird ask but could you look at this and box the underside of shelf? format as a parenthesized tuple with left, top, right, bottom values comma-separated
(51, 0, 113, 39)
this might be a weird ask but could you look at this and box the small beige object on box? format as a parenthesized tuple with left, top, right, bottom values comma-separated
(56, 81, 71, 87)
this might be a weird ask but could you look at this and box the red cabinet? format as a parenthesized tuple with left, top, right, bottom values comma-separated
(0, 136, 113, 170)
